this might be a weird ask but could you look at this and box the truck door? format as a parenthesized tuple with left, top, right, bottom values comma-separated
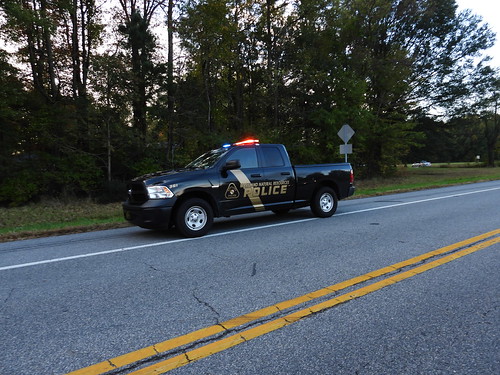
(219, 147, 264, 215)
(259, 145, 295, 210)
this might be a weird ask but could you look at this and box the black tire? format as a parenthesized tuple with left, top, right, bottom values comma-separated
(175, 198, 213, 237)
(310, 187, 338, 218)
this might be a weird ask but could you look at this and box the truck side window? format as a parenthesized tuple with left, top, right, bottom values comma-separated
(230, 148, 258, 169)
(262, 147, 285, 167)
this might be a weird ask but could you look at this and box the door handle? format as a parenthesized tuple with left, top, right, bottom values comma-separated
(281, 171, 291, 176)
(251, 174, 262, 177)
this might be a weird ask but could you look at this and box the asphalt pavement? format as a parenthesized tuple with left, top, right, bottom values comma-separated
(1, 181, 499, 375)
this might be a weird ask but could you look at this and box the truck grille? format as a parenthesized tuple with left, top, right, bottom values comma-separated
(128, 181, 148, 204)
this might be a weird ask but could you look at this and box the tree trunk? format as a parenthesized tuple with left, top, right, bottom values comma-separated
(485, 98, 499, 167)
(166, 0, 175, 165)
(39, 0, 58, 98)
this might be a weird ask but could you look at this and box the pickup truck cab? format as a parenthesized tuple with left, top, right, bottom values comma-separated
(123, 139, 355, 237)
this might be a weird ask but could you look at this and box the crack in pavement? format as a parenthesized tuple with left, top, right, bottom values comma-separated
(83, 231, 500, 374)
(143, 262, 162, 272)
(108, 359, 118, 369)
(192, 290, 221, 323)
(251, 262, 257, 277)
(1, 288, 15, 310)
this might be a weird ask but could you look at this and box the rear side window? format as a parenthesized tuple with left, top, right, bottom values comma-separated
(262, 147, 285, 167)
(229, 148, 258, 169)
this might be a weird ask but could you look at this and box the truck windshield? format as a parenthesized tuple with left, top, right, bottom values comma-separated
(185, 147, 229, 169)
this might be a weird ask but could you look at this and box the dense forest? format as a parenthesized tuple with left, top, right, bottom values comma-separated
(0, 0, 499, 206)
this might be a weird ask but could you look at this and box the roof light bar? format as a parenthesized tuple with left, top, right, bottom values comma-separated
(234, 139, 260, 146)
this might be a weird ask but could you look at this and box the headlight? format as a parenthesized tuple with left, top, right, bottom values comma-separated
(147, 186, 174, 199)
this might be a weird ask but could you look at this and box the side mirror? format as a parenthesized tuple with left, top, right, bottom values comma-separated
(222, 159, 241, 172)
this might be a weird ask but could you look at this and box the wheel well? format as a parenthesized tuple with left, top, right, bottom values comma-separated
(173, 191, 219, 218)
(315, 181, 339, 199)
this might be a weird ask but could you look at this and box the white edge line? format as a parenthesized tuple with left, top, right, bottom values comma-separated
(0, 218, 318, 271)
(337, 186, 500, 216)
(1, 186, 499, 272)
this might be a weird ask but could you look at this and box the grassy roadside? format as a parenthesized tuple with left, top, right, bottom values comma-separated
(354, 165, 500, 197)
(1, 166, 499, 242)
(0, 200, 127, 242)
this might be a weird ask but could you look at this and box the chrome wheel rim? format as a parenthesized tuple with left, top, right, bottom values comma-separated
(320, 192, 333, 212)
(184, 206, 207, 231)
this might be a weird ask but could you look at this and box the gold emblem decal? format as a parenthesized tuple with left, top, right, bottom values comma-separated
(230, 170, 265, 211)
(225, 183, 240, 199)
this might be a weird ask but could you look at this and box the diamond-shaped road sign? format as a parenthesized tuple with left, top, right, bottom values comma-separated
(337, 124, 355, 143)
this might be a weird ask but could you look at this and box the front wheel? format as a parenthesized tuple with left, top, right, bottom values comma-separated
(175, 198, 213, 237)
(310, 187, 338, 218)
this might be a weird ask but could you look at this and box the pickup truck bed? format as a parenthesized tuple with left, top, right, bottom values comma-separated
(123, 140, 354, 237)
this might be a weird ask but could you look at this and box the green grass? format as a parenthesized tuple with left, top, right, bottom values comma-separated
(1, 166, 499, 241)
(355, 166, 500, 196)
(0, 199, 126, 241)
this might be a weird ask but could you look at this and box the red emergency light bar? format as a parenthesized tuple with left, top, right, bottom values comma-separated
(234, 139, 260, 146)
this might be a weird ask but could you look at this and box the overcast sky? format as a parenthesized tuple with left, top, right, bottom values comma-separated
(456, 0, 500, 68)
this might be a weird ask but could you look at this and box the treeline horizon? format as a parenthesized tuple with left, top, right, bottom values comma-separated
(0, 0, 499, 206)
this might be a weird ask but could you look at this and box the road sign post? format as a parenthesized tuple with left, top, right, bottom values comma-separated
(337, 124, 355, 162)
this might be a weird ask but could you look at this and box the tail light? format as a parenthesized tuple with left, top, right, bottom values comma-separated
(350, 169, 354, 184)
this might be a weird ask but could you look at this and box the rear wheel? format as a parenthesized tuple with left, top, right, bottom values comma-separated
(175, 198, 213, 237)
(310, 187, 337, 217)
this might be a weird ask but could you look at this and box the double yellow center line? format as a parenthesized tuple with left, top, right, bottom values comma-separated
(68, 229, 500, 375)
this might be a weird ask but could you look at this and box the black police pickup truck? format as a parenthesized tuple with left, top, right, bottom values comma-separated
(123, 139, 355, 237)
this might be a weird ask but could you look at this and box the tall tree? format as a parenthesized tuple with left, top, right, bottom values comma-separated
(165, 0, 175, 164)
(90, 52, 131, 181)
(1, 0, 106, 204)
(2, 0, 59, 99)
(0, 49, 28, 204)
(259, 0, 288, 129)
(466, 67, 500, 166)
(117, 0, 166, 138)
(178, 0, 238, 134)
(333, 0, 494, 175)
(62, 0, 102, 100)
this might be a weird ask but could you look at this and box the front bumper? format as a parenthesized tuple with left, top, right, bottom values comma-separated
(122, 199, 174, 230)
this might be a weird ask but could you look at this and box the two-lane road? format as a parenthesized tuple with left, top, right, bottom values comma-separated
(1, 181, 499, 374)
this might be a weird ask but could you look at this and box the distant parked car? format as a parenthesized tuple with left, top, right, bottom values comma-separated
(412, 160, 432, 167)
